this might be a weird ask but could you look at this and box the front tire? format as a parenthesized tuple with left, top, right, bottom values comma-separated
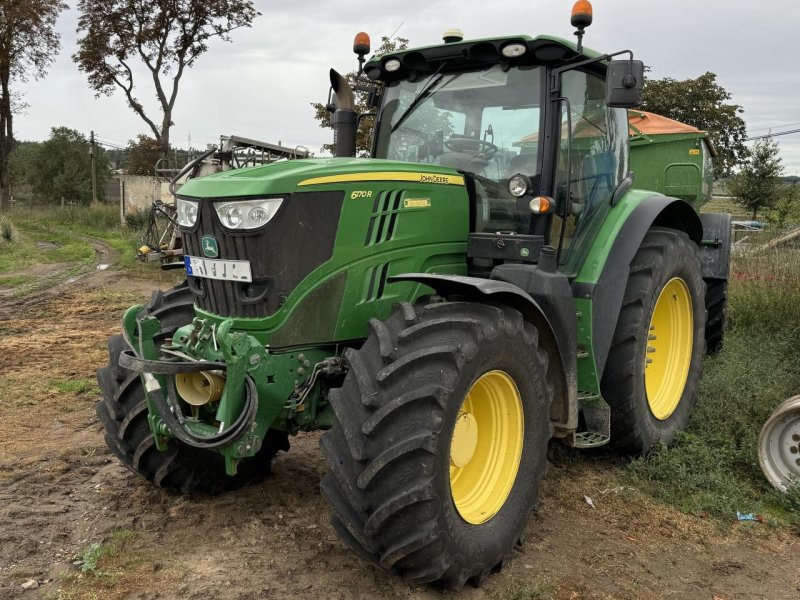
(602, 228, 706, 455)
(96, 283, 288, 494)
(320, 301, 552, 588)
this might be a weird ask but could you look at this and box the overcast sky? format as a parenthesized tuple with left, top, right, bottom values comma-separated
(16, 0, 800, 174)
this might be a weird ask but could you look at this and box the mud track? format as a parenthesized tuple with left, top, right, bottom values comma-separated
(1, 271, 799, 599)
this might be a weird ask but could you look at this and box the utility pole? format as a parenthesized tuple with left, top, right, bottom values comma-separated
(90, 130, 98, 204)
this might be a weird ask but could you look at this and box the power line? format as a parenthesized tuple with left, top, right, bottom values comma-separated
(745, 128, 800, 141)
(94, 133, 128, 143)
(747, 121, 800, 133)
(94, 140, 127, 150)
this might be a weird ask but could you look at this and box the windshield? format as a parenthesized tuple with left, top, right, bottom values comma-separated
(374, 65, 543, 233)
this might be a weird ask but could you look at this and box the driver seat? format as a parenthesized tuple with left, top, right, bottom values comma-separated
(505, 152, 538, 179)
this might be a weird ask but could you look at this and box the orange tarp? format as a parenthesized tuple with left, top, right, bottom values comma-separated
(514, 110, 707, 147)
(628, 110, 705, 136)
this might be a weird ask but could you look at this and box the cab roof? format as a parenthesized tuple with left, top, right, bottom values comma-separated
(364, 34, 603, 82)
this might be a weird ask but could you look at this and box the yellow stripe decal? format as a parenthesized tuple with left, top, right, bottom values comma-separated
(297, 171, 465, 187)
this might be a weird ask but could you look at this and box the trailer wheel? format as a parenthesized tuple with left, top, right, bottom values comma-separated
(320, 301, 551, 589)
(602, 228, 706, 455)
(96, 283, 288, 494)
(704, 278, 728, 354)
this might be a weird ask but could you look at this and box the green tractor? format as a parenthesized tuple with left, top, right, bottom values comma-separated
(97, 2, 730, 589)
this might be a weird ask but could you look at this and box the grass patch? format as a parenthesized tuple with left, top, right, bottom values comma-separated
(53, 378, 99, 396)
(0, 205, 178, 286)
(0, 274, 33, 287)
(627, 243, 800, 525)
(492, 576, 556, 600)
(59, 531, 142, 597)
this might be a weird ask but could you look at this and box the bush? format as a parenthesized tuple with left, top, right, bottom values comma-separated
(124, 208, 149, 231)
(0, 215, 15, 242)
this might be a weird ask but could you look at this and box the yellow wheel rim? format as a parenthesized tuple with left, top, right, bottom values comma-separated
(449, 370, 524, 525)
(645, 277, 693, 420)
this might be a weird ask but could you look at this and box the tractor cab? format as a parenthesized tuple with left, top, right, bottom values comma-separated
(342, 30, 642, 277)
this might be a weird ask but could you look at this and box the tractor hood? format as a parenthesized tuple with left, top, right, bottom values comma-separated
(177, 158, 465, 198)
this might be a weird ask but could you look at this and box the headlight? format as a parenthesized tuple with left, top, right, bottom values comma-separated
(508, 174, 531, 197)
(214, 198, 284, 230)
(384, 58, 401, 72)
(501, 43, 527, 58)
(176, 198, 199, 227)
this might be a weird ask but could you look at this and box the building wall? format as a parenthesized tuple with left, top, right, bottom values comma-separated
(117, 175, 174, 216)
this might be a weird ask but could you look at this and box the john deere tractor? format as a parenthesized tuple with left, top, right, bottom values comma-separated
(97, 2, 730, 589)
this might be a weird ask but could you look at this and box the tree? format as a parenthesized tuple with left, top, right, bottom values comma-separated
(23, 127, 111, 204)
(642, 72, 748, 178)
(124, 134, 163, 175)
(766, 180, 799, 228)
(312, 36, 408, 156)
(0, 1, 67, 210)
(726, 136, 784, 220)
(74, 0, 259, 155)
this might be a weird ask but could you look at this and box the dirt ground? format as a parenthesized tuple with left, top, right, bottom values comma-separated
(2, 255, 800, 599)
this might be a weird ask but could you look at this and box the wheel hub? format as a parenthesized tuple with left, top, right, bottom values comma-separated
(451, 412, 479, 468)
(759, 395, 800, 492)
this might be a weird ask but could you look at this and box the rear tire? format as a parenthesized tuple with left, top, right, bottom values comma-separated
(96, 283, 288, 494)
(704, 278, 728, 354)
(602, 228, 706, 455)
(320, 301, 552, 588)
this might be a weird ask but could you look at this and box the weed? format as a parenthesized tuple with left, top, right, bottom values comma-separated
(76, 543, 111, 575)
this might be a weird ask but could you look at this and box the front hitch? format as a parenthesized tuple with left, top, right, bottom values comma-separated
(120, 305, 273, 475)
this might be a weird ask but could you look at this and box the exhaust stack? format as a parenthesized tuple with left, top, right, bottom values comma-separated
(330, 69, 357, 157)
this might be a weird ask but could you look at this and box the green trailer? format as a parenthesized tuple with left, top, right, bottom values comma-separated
(629, 109, 716, 210)
(96, 2, 732, 589)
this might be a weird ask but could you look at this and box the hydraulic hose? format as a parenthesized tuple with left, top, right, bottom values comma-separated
(120, 350, 258, 450)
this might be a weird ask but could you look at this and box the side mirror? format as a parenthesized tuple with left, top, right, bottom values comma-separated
(606, 60, 644, 108)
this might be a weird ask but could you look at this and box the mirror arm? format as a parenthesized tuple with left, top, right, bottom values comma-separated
(552, 49, 635, 81)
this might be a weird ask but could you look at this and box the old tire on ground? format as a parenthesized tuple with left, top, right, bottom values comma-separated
(320, 301, 551, 588)
(704, 278, 728, 354)
(601, 228, 706, 455)
(96, 283, 289, 494)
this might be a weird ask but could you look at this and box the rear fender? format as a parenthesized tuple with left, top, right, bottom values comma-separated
(389, 273, 577, 434)
(698, 212, 732, 281)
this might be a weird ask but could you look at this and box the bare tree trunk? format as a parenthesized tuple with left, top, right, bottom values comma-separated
(0, 65, 12, 211)
(160, 111, 171, 158)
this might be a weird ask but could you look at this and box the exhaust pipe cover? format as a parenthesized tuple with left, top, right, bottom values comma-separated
(330, 68, 358, 157)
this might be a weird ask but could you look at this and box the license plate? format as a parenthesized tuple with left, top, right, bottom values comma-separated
(184, 256, 252, 282)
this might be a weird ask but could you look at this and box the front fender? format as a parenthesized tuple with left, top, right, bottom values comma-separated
(389, 272, 577, 433)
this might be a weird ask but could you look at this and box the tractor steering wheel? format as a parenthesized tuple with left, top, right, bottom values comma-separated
(444, 135, 499, 159)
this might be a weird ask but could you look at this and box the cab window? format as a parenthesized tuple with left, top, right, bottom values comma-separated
(553, 69, 628, 275)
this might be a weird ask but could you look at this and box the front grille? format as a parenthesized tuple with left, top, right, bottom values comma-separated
(181, 191, 345, 318)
